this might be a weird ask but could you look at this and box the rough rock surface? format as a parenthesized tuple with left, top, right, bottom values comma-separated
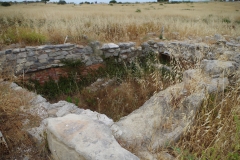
(110, 66, 233, 159)
(47, 114, 139, 160)
(111, 82, 205, 156)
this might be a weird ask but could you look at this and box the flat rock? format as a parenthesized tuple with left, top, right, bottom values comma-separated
(201, 59, 236, 77)
(47, 114, 139, 160)
(101, 43, 119, 50)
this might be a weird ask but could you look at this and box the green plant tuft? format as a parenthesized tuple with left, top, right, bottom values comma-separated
(135, 9, 141, 12)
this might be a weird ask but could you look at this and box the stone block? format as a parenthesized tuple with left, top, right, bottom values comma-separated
(20, 48, 26, 52)
(55, 43, 75, 48)
(85, 60, 93, 66)
(37, 45, 55, 50)
(27, 56, 37, 61)
(18, 52, 27, 58)
(17, 58, 27, 64)
(44, 49, 52, 53)
(28, 51, 36, 57)
(61, 51, 68, 56)
(51, 64, 59, 67)
(26, 46, 36, 51)
(13, 48, 20, 53)
(118, 42, 136, 49)
(120, 49, 131, 54)
(83, 46, 93, 54)
(101, 43, 119, 50)
(38, 66, 46, 70)
(141, 42, 150, 49)
(201, 59, 236, 77)
(5, 50, 12, 54)
(55, 55, 65, 60)
(39, 59, 48, 63)
(55, 104, 77, 117)
(38, 54, 48, 60)
(6, 54, 16, 61)
(25, 61, 34, 67)
(0, 51, 5, 55)
(47, 114, 139, 160)
(66, 54, 79, 59)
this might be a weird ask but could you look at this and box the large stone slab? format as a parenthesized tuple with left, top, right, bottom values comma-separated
(201, 59, 236, 77)
(47, 114, 139, 160)
(111, 82, 205, 154)
(101, 43, 119, 50)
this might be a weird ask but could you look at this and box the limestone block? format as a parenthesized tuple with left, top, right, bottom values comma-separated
(54, 55, 65, 60)
(26, 46, 36, 51)
(120, 54, 128, 60)
(51, 64, 59, 67)
(47, 114, 139, 160)
(141, 42, 150, 49)
(44, 49, 52, 53)
(111, 82, 205, 158)
(38, 66, 46, 70)
(49, 52, 61, 57)
(80, 109, 113, 126)
(85, 59, 93, 66)
(27, 119, 48, 142)
(118, 42, 136, 49)
(60, 51, 68, 56)
(206, 78, 229, 93)
(31, 95, 47, 105)
(5, 49, 12, 54)
(17, 58, 27, 64)
(201, 59, 236, 77)
(83, 46, 93, 54)
(214, 34, 226, 42)
(55, 43, 75, 48)
(39, 59, 48, 63)
(56, 104, 78, 117)
(120, 49, 131, 54)
(0, 51, 5, 55)
(25, 61, 34, 67)
(6, 54, 16, 61)
(20, 48, 26, 52)
(18, 52, 27, 58)
(147, 40, 155, 45)
(12, 48, 20, 53)
(27, 56, 37, 61)
(38, 54, 48, 60)
(89, 56, 103, 64)
(66, 54, 80, 59)
(101, 43, 119, 50)
(28, 51, 36, 57)
(111, 83, 183, 146)
(37, 45, 55, 50)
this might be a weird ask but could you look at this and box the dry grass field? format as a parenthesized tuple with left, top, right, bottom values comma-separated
(0, 2, 240, 160)
(0, 2, 240, 48)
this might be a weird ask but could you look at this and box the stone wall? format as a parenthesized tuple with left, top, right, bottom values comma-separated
(0, 35, 239, 83)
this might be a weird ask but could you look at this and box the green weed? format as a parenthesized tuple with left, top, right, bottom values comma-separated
(222, 18, 231, 24)
(135, 9, 141, 12)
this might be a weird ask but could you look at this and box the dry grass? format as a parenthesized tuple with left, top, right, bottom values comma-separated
(0, 2, 239, 48)
(0, 82, 49, 159)
(174, 82, 240, 160)
(57, 76, 162, 121)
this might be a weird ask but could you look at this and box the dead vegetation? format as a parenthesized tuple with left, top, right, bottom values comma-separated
(0, 2, 240, 48)
(0, 80, 50, 159)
